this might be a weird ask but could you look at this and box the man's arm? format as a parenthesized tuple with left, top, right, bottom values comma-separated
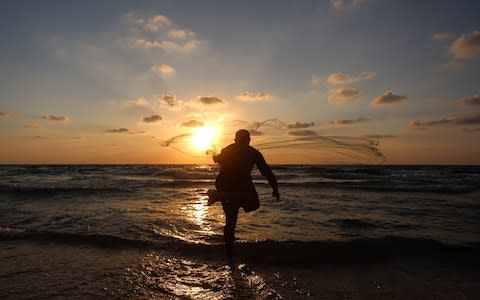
(267, 172, 280, 200)
(256, 152, 280, 200)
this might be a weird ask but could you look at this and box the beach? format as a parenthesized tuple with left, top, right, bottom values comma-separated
(1, 165, 479, 299)
(1, 238, 478, 299)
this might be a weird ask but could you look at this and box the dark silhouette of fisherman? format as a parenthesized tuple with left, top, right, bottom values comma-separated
(212, 129, 279, 257)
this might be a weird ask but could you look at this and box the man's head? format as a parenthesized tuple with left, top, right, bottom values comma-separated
(235, 129, 251, 146)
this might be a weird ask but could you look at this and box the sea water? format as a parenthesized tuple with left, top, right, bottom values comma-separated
(1, 165, 479, 299)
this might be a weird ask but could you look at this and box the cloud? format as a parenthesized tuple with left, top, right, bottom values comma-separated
(459, 95, 480, 106)
(287, 122, 315, 129)
(432, 32, 451, 41)
(106, 128, 145, 134)
(463, 127, 480, 133)
(329, 87, 361, 103)
(449, 31, 480, 59)
(145, 15, 172, 32)
(371, 91, 408, 105)
(236, 92, 272, 101)
(24, 123, 41, 129)
(331, 0, 366, 11)
(161, 40, 199, 52)
(151, 64, 176, 75)
(42, 115, 70, 122)
(134, 39, 199, 52)
(133, 39, 161, 48)
(409, 113, 480, 130)
(327, 117, 370, 126)
(182, 119, 204, 127)
(409, 118, 452, 130)
(143, 115, 163, 123)
(167, 29, 194, 40)
(127, 13, 200, 53)
(124, 97, 149, 107)
(456, 113, 480, 125)
(0, 111, 12, 117)
(288, 130, 318, 136)
(327, 72, 376, 84)
(157, 94, 181, 108)
(197, 96, 225, 105)
(106, 128, 129, 133)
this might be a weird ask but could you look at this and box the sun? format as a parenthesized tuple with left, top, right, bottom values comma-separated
(191, 126, 217, 152)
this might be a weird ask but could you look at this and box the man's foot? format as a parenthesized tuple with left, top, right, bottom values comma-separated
(225, 242, 234, 258)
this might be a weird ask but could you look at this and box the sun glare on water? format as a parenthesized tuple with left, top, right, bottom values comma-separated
(191, 126, 217, 152)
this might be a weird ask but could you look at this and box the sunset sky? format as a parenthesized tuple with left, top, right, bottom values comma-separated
(1, 0, 479, 164)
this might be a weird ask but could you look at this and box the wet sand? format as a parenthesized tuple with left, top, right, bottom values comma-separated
(1, 240, 479, 299)
(253, 258, 479, 299)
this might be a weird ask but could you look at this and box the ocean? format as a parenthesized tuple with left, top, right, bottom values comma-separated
(1, 165, 479, 299)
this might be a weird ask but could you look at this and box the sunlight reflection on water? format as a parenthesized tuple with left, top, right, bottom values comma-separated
(151, 192, 224, 244)
(186, 195, 213, 234)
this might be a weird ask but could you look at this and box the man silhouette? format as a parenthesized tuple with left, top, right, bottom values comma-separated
(213, 129, 279, 257)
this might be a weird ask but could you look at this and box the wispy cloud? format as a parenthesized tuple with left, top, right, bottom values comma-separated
(151, 64, 176, 75)
(432, 32, 451, 41)
(106, 128, 145, 134)
(126, 13, 201, 53)
(451, 114, 480, 125)
(409, 118, 451, 130)
(24, 123, 41, 129)
(236, 92, 272, 101)
(144, 15, 172, 32)
(197, 96, 225, 105)
(181, 119, 204, 127)
(449, 30, 480, 59)
(124, 97, 149, 107)
(371, 91, 408, 105)
(329, 87, 361, 104)
(134, 39, 199, 52)
(0, 111, 12, 117)
(287, 121, 315, 129)
(42, 115, 70, 122)
(331, 0, 366, 11)
(327, 117, 370, 127)
(142, 115, 163, 123)
(106, 128, 129, 133)
(459, 95, 480, 106)
(409, 113, 480, 130)
(157, 94, 182, 109)
(327, 72, 376, 84)
(167, 29, 194, 40)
